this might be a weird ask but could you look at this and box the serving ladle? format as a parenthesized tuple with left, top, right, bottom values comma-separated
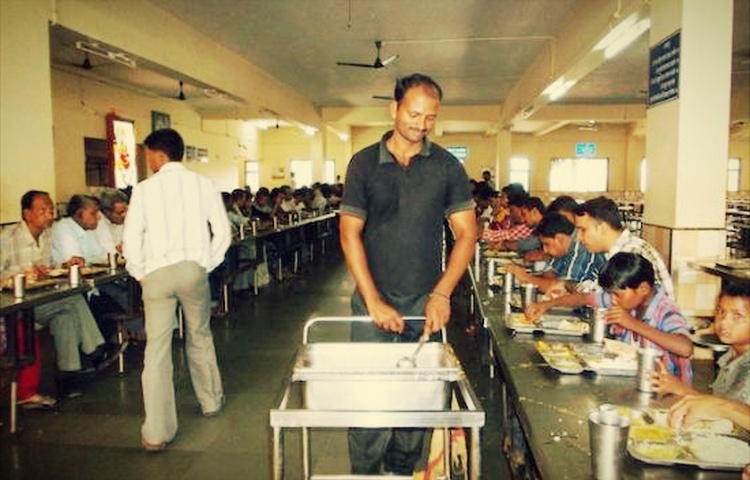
(397, 333, 429, 368)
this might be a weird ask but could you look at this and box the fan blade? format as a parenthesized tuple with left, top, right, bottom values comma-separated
(336, 61, 376, 68)
(381, 54, 399, 67)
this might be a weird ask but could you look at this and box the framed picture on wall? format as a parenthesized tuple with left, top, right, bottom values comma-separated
(185, 145, 196, 161)
(106, 112, 138, 188)
(151, 110, 171, 132)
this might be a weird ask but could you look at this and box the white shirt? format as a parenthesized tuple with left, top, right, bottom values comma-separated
(51, 217, 108, 265)
(94, 214, 123, 254)
(0, 222, 52, 281)
(122, 162, 231, 281)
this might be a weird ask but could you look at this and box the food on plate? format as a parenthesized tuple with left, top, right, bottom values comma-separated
(689, 436, 750, 464)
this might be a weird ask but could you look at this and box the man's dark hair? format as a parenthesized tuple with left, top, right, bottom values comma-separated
(535, 212, 575, 239)
(394, 73, 443, 103)
(719, 280, 750, 300)
(474, 183, 497, 201)
(66, 194, 98, 218)
(143, 128, 184, 162)
(20, 190, 49, 213)
(522, 196, 546, 215)
(501, 183, 528, 204)
(599, 252, 655, 291)
(576, 196, 623, 230)
(547, 195, 579, 215)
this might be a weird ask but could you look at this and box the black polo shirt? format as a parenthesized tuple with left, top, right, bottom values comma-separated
(341, 131, 473, 299)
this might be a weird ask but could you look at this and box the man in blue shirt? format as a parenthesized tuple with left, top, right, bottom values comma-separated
(506, 212, 605, 293)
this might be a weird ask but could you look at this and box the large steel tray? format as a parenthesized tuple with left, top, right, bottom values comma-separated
(293, 342, 462, 411)
(294, 316, 461, 411)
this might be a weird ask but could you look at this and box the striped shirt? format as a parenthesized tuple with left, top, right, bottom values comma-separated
(546, 231, 606, 289)
(122, 162, 231, 281)
(607, 229, 674, 298)
(0, 222, 52, 281)
(609, 287, 693, 384)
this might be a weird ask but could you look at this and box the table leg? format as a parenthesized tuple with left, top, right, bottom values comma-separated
(272, 426, 283, 480)
(302, 426, 310, 480)
(471, 426, 481, 480)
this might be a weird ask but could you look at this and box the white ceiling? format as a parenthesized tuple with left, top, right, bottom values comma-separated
(48, 0, 750, 135)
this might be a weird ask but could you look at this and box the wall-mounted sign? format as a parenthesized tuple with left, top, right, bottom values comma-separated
(649, 30, 681, 107)
(446, 145, 469, 163)
(575, 142, 596, 157)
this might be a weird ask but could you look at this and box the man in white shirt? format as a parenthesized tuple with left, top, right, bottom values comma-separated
(123, 128, 231, 452)
(51, 195, 107, 266)
(0, 191, 120, 405)
(95, 188, 129, 254)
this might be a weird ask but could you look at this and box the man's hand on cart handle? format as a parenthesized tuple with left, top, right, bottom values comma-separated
(368, 299, 405, 333)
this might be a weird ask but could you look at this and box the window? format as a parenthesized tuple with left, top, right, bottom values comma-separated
(549, 157, 608, 192)
(508, 156, 530, 191)
(728, 158, 741, 192)
(446, 146, 469, 164)
(323, 159, 335, 184)
(290, 159, 313, 189)
(245, 160, 260, 193)
(84, 137, 111, 187)
(640, 158, 647, 193)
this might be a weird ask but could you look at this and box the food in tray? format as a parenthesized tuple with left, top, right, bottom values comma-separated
(80, 266, 108, 276)
(535, 340, 638, 375)
(628, 409, 749, 469)
(535, 340, 584, 373)
(508, 313, 589, 335)
(482, 249, 519, 259)
(689, 436, 750, 465)
(2, 278, 58, 291)
(47, 268, 68, 278)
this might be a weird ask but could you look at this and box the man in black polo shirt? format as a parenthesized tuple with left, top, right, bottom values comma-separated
(340, 74, 477, 475)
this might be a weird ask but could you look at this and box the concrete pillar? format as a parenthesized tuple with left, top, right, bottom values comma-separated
(642, 0, 733, 315)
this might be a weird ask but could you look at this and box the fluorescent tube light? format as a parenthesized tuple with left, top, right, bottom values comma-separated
(604, 19, 650, 59)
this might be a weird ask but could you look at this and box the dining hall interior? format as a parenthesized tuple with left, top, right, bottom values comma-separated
(1, 0, 750, 479)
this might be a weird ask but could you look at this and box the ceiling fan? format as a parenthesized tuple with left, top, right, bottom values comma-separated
(337, 40, 399, 69)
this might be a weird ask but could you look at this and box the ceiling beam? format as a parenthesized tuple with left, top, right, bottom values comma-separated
(500, 0, 650, 129)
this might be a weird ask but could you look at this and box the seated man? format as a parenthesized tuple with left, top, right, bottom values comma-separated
(0, 191, 123, 405)
(481, 193, 531, 248)
(506, 212, 605, 293)
(52, 194, 133, 343)
(526, 196, 674, 320)
(95, 188, 129, 254)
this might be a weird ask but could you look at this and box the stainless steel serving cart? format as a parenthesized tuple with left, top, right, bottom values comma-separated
(269, 316, 486, 479)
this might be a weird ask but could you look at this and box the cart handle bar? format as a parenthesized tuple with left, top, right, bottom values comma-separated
(302, 316, 446, 345)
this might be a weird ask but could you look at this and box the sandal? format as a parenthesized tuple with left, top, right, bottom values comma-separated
(18, 394, 57, 409)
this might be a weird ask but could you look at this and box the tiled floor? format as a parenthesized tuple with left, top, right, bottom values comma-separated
(0, 249, 508, 479)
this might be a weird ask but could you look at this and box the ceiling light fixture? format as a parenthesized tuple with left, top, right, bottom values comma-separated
(75, 40, 136, 68)
(593, 14, 650, 59)
(178, 81, 186, 100)
(543, 77, 577, 101)
(604, 19, 650, 59)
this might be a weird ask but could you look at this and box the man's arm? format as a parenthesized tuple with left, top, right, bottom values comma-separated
(122, 189, 146, 281)
(206, 189, 232, 272)
(339, 213, 403, 333)
(424, 209, 477, 334)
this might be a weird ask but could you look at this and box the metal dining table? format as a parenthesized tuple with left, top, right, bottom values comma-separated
(1, 266, 133, 433)
(469, 268, 743, 480)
